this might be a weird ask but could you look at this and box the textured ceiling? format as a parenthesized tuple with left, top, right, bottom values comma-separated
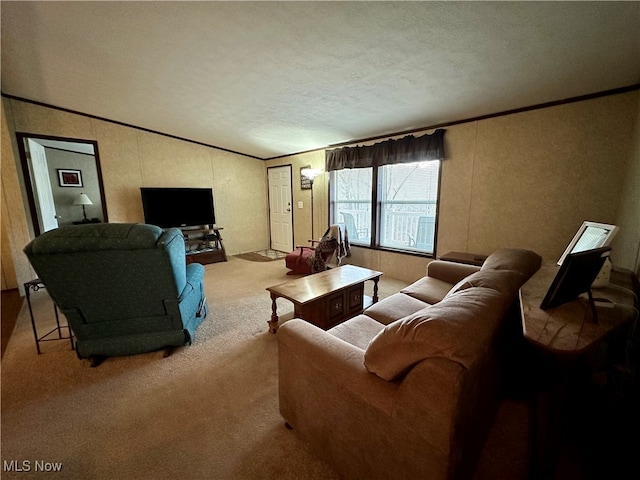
(2, 1, 639, 159)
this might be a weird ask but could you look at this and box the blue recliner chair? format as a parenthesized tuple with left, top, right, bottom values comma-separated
(24, 223, 207, 365)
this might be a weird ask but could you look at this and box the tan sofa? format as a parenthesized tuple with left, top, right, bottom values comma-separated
(278, 248, 542, 480)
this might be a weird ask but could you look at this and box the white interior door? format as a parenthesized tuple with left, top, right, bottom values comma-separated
(27, 139, 59, 233)
(268, 166, 293, 252)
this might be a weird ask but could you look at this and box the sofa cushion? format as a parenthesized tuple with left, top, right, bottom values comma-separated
(400, 276, 453, 305)
(481, 248, 542, 279)
(427, 260, 480, 285)
(364, 287, 506, 381)
(329, 314, 386, 350)
(364, 293, 428, 326)
(444, 269, 523, 300)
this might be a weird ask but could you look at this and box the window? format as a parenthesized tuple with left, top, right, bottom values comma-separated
(331, 167, 373, 245)
(330, 160, 440, 255)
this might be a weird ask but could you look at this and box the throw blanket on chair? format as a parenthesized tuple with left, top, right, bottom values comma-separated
(309, 237, 338, 272)
(323, 225, 350, 265)
(285, 224, 350, 275)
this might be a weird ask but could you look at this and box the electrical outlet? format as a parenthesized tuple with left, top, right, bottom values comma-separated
(298, 201, 304, 209)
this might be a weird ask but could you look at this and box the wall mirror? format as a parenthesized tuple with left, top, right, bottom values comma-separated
(16, 133, 109, 236)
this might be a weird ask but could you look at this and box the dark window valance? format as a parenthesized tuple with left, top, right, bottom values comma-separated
(325, 129, 445, 172)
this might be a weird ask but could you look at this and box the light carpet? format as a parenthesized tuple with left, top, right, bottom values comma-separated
(1, 257, 531, 479)
(234, 249, 287, 262)
(0, 258, 405, 479)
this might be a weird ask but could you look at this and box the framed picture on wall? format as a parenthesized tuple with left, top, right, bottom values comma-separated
(57, 169, 83, 187)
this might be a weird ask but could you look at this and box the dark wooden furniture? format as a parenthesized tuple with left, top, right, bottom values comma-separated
(439, 251, 488, 266)
(520, 263, 638, 478)
(24, 279, 74, 354)
(266, 265, 382, 333)
(184, 226, 227, 265)
(520, 263, 637, 353)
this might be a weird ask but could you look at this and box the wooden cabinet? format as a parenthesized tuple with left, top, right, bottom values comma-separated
(183, 226, 227, 265)
(295, 283, 366, 330)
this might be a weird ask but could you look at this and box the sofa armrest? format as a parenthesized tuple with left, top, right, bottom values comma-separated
(185, 262, 205, 285)
(177, 263, 205, 302)
(427, 260, 480, 285)
(392, 358, 464, 454)
(278, 319, 397, 418)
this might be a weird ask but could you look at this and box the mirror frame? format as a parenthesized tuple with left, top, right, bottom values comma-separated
(16, 132, 109, 236)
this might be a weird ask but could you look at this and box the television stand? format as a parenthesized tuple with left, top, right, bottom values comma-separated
(183, 225, 227, 265)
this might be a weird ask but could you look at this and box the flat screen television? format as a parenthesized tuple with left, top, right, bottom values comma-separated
(541, 246, 611, 311)
(140, 187, 215, 228)
(557, 221, 618, 265)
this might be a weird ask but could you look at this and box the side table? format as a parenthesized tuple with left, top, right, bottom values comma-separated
(439, 251, 487, 266)
(24, 279, 74, 354)
(520, 264, 639, 478)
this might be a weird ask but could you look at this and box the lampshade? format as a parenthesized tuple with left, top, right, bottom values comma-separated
(73, 193, 93, 206)
(301, 168, 323, 180)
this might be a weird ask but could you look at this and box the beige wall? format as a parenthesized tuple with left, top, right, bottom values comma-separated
(1, 99, 36, 291)
(2, 91, 639, 289)
(615, 92, 640, 276)
(269, 91, 640, 283)
(1, 98, 270, 292)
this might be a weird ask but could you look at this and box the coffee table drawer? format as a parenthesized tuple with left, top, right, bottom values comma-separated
(326, 285, 364, 326)
(348, 284, 364, 311)
(327, 291, 346, 322)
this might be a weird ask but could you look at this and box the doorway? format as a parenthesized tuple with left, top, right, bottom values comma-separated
(17, 133, 109, 236)
(267, 165, 293, 252)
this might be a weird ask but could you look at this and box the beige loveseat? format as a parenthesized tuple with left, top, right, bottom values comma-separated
(278, 248, 542, 480)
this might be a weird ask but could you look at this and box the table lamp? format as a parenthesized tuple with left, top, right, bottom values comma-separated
(73, 193, 93, 222)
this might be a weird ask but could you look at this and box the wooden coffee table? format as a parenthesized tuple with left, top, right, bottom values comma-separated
(266, 265, 382, 333)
